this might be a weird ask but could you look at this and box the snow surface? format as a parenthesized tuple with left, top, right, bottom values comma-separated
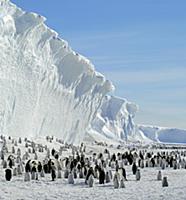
(1, 136, 186, 200)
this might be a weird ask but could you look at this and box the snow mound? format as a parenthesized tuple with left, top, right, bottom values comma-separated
(0, 0, 114, 144)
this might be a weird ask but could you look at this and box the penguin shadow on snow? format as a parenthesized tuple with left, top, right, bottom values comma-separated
(71, 181, 87, 187)
(97, 183, 117, 190)
(99, 183, 113, 188)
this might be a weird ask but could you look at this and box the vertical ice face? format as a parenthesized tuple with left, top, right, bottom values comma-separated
(90, 96, 138, 141)
(0, 0, 114, 144)
(137, 125, 186, 144)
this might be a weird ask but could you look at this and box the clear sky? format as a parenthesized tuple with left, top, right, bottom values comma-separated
(11, 0, 186, 129)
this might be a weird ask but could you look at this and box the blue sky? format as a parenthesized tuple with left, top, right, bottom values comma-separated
(12, 0, 186, 129)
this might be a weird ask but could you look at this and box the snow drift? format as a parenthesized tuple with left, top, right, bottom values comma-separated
(0, 0, 114, 144)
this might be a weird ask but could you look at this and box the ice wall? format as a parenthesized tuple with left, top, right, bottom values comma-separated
(89, 96, 138, 141)
(138, 125, 186, 144)
(0, 0, 114, 144)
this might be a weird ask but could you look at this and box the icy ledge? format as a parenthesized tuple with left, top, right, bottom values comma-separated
(0, 0, 114, 144)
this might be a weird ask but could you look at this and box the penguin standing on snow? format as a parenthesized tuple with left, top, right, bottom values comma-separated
(24, 172, 31, 182)
(121, 167, 127, 181)
(64, 168, 69, 179)
(85, 167, 94, 184)
(162, 176, 168, 187)
(37, 161, 42, 173)
(105, 171, 111, 183)
(35, 171, 39, 180)
(25, 160, 31, 172)
(173, 160, 177, 170)
(79, 168, 84, 179)
(3, 160, 7, 169)
(120, 178, 125, 188)
(57, 170, 62, 179)
(12, 146, 15, 154)
(43, 162, 49, 174)
(132, 162, 137, 175)
(17, 164, 22, 175)
(5, 168, 12, 181)
(88, 174, 94, 187)
(73, 168, 77, 179)
(40, 169, 45, 178)
(51, 163, 56, 181)
(31, 163, 37, 180)
(157, 170, 162, 181)
(99, 168, 105, 184)
(140, 160, 144, 168)
(7, 156, 13, 168)
(13, 167, 17, 176)
(68, 172, 74, 184)
(113, 172, 119, 189)
(136, 169, 141, 181)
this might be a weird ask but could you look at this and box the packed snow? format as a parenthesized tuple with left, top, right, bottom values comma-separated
(1, 135, 186, 200)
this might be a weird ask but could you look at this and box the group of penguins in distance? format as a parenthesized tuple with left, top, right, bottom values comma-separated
(1, 135, 186, 189)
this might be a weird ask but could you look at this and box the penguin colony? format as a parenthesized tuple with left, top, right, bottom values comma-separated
(1, 135, 186, 189)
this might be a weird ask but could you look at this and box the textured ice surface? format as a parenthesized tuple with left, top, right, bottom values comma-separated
(138, 125, 186, 144)
(0, 0, 114, 144)
(89, 96, 138, 142)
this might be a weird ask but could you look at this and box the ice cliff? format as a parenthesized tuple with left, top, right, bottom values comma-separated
(88, 96, 138, 142)
(0, 0, 114, 144)
(137, 125, 186, 144)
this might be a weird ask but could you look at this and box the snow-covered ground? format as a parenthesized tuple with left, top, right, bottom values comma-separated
(1, 136, 186, 200)
(1, 167, 186, 200)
